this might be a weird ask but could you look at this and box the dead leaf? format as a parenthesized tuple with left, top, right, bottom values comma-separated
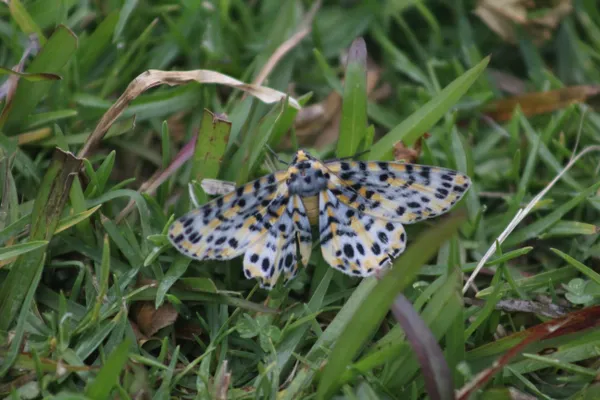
(466, 297, 570, 318)
(201, 178, 236, 196)
(129, 319, 148, 343)
(251, 0, 321, 87)
(214, 360, 231, 400)
(174, 320, 204, 341)
(394, 133, 429, 163)
(297, 56, 384, 149)
(475, 0, 573, 44)
(483, 85, 600, 122)
(0, 34, 40, 125)
(133, 301, 178, 338)
(488, 68, 527, 95)
(77, 69, 300, 159)
(457, 304, 600, 400)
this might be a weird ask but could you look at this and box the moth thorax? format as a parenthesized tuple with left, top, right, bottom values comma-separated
(301, 195, 320, 225)
(287, 168, 328, 197)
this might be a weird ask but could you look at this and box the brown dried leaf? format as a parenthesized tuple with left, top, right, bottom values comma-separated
(394, 133, 429, 163)
(0, 34, 40, 103)
(129, 319, 148, 343)
(77, 69, 300, 159)
(467, 297, 570, 318)
(295, 91, 342, 139)
(174, 320, 204, 341)
(475, 0, 573, 44)
(488, 68, 527, 95)
(483, 85, 600, 122)
(457, 304, 600, 400)
(200, 178, 236, 196)
(214, 360, 232, 400)
(251, 0, 321, 87)
(133, 301, 178, 338)
(295, 55, 383, 149)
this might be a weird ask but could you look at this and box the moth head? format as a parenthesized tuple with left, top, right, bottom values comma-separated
(292, 149, 317, 164)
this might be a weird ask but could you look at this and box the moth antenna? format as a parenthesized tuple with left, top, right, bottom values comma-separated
(266, 145, 288, 166)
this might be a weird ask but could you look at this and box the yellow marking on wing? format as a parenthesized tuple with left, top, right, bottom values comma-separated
(241, 217, 256, 231)
(182, 241, 192, 251)
(223, 207, 240, 219)
(349, 218, 378, 270)
(405, 212, 418, 221)
(390, 178, 407, 186)
(389, 164, 407, 172)
(221, 248, 234, 257)
(170, 222, 183, 236)
(429, 203, 445, 213)
(455, 175, 467, 185)
(245, 264, 261, 277)
(412, 183, 435, 194)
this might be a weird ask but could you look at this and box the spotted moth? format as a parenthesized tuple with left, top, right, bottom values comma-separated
(169, 150, 471, 289)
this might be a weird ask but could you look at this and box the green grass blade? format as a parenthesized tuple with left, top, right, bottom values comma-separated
(0, 254, 45, 377)
(366, 56, 489, 160)
(337, 37, 368, 158)
(504, 181, 600, 247)
(0, 149, 82, 331)
(191, 109, 232, 204)
(78, 10, 119, 74)
(317, 212, 465, 399)
(0, 241, 48, 261)
(7, 0, 46, 46)
(476, 267, 579, 299)
(156, 255, 192, 308)
(1, 25, 78, 132)
(551, 248, 600, 286)
(85, 339, 131, 400)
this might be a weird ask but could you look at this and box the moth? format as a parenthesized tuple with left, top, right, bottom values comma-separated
(169, 150, 471, 289)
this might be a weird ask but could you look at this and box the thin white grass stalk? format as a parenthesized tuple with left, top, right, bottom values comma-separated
(463, 145, 600, 294)
(570, 108, 586, 163)
(188, 183, 200, 209)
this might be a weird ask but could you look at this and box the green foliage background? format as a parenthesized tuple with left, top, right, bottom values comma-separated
(1, 0, 600, 399)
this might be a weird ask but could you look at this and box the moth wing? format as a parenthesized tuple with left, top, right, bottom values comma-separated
(324, 161, 471, 223)
(168, 171, 288, 260)
(319, 189, 406, 277)
(243, 196, 302, 289)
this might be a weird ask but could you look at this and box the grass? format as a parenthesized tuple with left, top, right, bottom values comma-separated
(2, 1, 600, 399)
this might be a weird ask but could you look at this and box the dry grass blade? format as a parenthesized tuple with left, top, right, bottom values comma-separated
(133, 301, 179, 338)
(463, 144, 600, 294)
(483, 86, 600, 122)
(252, 0, 322, 86)
(0, 34, 39, 102)
(78, 69, 300, 159)
(200, 179, 236, 196)
(466, 298, 570, 318)
(475, 0, 573, 44)
(215, 360, 231, 400)
(456, 305, 600, 399)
